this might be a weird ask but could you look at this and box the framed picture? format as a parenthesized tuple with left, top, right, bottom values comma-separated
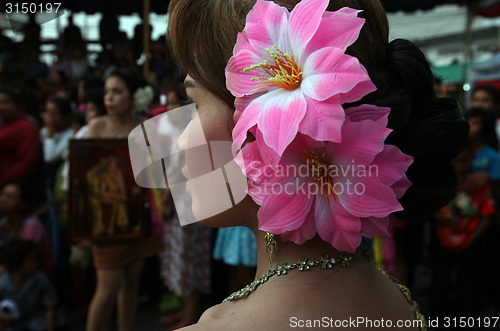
(69, 139, 149, 243)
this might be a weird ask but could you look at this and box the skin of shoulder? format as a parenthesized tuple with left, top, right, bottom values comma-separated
(86, 116, 113, 138)
(178, 302, 252, 331)
(86, 116, 107, 138)
(179, 260, 421, 331)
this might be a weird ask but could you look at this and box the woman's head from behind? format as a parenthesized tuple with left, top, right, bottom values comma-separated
(168, 0, 469, 249)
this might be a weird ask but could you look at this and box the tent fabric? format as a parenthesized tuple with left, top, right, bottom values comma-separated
(432, 63, 475, 84)
(25, 0, 457, 15)
(382, 0, 454, 12)
(470, 52, 500, 83)
(24, 0, 169, 15)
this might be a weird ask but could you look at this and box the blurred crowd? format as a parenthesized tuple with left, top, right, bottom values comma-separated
(1, 11, 500, 331)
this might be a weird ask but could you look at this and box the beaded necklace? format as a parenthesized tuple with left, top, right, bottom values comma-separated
(223, 250, 368, 302)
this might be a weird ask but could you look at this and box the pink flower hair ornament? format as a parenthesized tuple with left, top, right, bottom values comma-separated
(227, 0, 414, 253)
(226, 0, 376, 162)
(235, 105, 413, 253)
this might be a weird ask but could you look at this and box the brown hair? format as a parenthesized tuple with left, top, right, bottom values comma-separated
(167, 0, 389, 109)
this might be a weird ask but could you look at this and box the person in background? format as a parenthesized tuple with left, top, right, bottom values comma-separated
(76, 74, 104, 112)
(76, 90, 106, 139)
(464, 108, 499, 191)
(0, 87, 40, 189)
(40, 97, 73, 188)
(471, 85, 500, 115)
(151, 82, 184, 117)
(62, 14, 83, 55)
(0, 239, 57, 331)
(471, 85, 500, 140)
(464, 107, 500, 318)
(85, 68, 163, 331)
(98, 9, 120, 51)
(431, 145, 495, 321)
(69, 48, 88, 84)
(0, 181, 53, 277)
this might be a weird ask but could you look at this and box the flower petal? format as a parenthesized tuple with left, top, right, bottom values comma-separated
(302, 47, 372, 101)
(392, 175, 413, 199)
(360, 217, 391, 238)
(305, 10, 365, 56)
(327, 120, 390, 167)
(345, 104, 390, 126)
(254, 129, 281, 166)
(232, 98, 263, 154)
(289, 0, 329, 53)
(299, 96, 344, 142)
(245, 0, 290, 53)
(337, 174, 403, 218)
(336, 7, 363, 16)
(258, 187, 313, 233)
(339, 78, 377, 104)
(258, 89, 307, 157)
(226, 49, 267, 97)
(371, 145, 413, 187)
(233, 30, 253, 55)
(315, 201, 361, 253)
(281, 207, 317, 244)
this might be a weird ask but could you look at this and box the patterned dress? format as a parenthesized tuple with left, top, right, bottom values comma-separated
(161, 214, 212, 296)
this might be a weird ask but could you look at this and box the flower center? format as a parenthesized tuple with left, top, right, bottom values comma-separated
(305, 150, 338, 205)
(244, 46, 302, 92)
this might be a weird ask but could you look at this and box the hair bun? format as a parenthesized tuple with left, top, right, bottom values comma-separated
(385, 39, 435, 111)
(388, 98, 469, 161)
(360, 39, 470, 218)
(389, 98, 469, 218)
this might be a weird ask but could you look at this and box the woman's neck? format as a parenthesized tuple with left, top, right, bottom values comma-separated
(109, 113, 137, 138)
(110, 112, 134, 126)
(252, 230, 356, 279)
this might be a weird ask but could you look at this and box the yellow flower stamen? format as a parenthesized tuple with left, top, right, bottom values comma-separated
(244, 46, 302, 92)
(305, 151, 338, 205)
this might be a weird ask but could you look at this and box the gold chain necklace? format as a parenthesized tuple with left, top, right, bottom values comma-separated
(223, 249, 369, 302)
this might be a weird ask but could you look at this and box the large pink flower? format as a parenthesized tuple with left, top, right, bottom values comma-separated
(227, 0, 376, 161)
(235, 105, 413, 253)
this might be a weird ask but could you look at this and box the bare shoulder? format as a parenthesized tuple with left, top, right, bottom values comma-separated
(178, 303, 251, 331)
(87, 116, 111, 138)
(180, 261, 422, 331)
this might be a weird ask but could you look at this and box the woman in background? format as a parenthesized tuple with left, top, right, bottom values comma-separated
(85, 69, 163, 331)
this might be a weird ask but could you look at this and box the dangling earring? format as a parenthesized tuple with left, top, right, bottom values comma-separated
(265, 232, 278, 265)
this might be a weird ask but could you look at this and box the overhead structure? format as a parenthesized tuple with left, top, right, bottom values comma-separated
(19, 0, 471, 15)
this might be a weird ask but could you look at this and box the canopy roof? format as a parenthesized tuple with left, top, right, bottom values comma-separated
(27, 0, 459, 15)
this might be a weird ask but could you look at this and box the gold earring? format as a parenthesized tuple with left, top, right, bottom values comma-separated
(265, 232, 278, 265)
